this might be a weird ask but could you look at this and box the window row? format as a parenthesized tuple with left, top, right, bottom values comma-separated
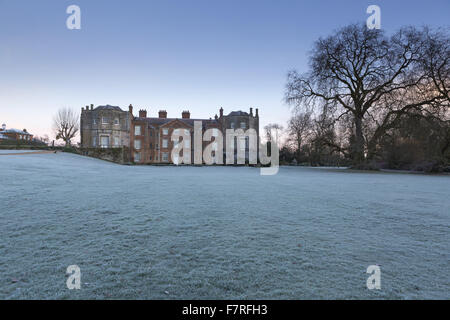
(93, 118, 120, 125)
(134, 139, 161, 150)
(230, 122, 246, 129)
(136, 126, 191, 137)
(92, 136, 121, 147)
(134, 152, 159, 163)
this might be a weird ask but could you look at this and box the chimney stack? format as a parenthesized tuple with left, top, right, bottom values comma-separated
(159, 110, 167, 118)
(1, 124, 5, 131)
(250, 108, 253, 116)
(90, 104, 94, 110)
(219, 107, 223, 117)
(182, 110, 190, 119)
(255, 108, 259, 118)
(139, 109, 147, 118)
(129, 104, 133, 114)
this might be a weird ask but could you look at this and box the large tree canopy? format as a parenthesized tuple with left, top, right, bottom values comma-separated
(286, 23, 449, 165)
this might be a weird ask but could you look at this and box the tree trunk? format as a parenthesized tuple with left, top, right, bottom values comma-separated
(353, 116, 365, 165)
(297, 138, 302, 163)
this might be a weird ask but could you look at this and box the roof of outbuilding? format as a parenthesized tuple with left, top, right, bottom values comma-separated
(2, 128, 32, 135)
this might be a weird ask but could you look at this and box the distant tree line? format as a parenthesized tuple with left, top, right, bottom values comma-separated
(282, 23, 449, 172)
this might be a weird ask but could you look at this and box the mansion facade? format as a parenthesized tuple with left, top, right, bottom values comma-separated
(80, 104, 260, 164)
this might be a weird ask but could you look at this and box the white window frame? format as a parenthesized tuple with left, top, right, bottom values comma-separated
(100, 135, 109, 148)
(162, 152, 169, 162)
(135, 125, 141, 136)
(134, 139, 142, 150)
(162, 128, 169, 135)
(162, 139, 168, 148)
(240, 122, 246, 129)
(134, 152, 141, 162)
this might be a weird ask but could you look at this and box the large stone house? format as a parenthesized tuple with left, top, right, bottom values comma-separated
(80, 104, 260, 164)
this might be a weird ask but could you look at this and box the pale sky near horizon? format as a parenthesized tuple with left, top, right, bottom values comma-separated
(1, 0, 449, 141)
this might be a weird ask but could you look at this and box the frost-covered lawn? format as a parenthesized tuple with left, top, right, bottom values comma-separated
(0, 152, 449, 299)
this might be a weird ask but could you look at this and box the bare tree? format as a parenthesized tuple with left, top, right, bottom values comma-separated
(53, 107, 79, 147)
(264, 123, 284, 142)
(42, 134, 50, 145)
(421, 28, 450, 103)
(287, 111, 313, 157)
(285, 24, 448, 165)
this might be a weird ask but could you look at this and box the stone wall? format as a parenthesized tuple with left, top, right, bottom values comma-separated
(78, 147, 131, 164)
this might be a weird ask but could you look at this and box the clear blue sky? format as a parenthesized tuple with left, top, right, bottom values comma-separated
(1, 0, 449, 139)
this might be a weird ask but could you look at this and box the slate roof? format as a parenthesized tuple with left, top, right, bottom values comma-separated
(2, 128, 32, 135)
(94, 105, 123, 111)
(227, 111, 249, 116)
